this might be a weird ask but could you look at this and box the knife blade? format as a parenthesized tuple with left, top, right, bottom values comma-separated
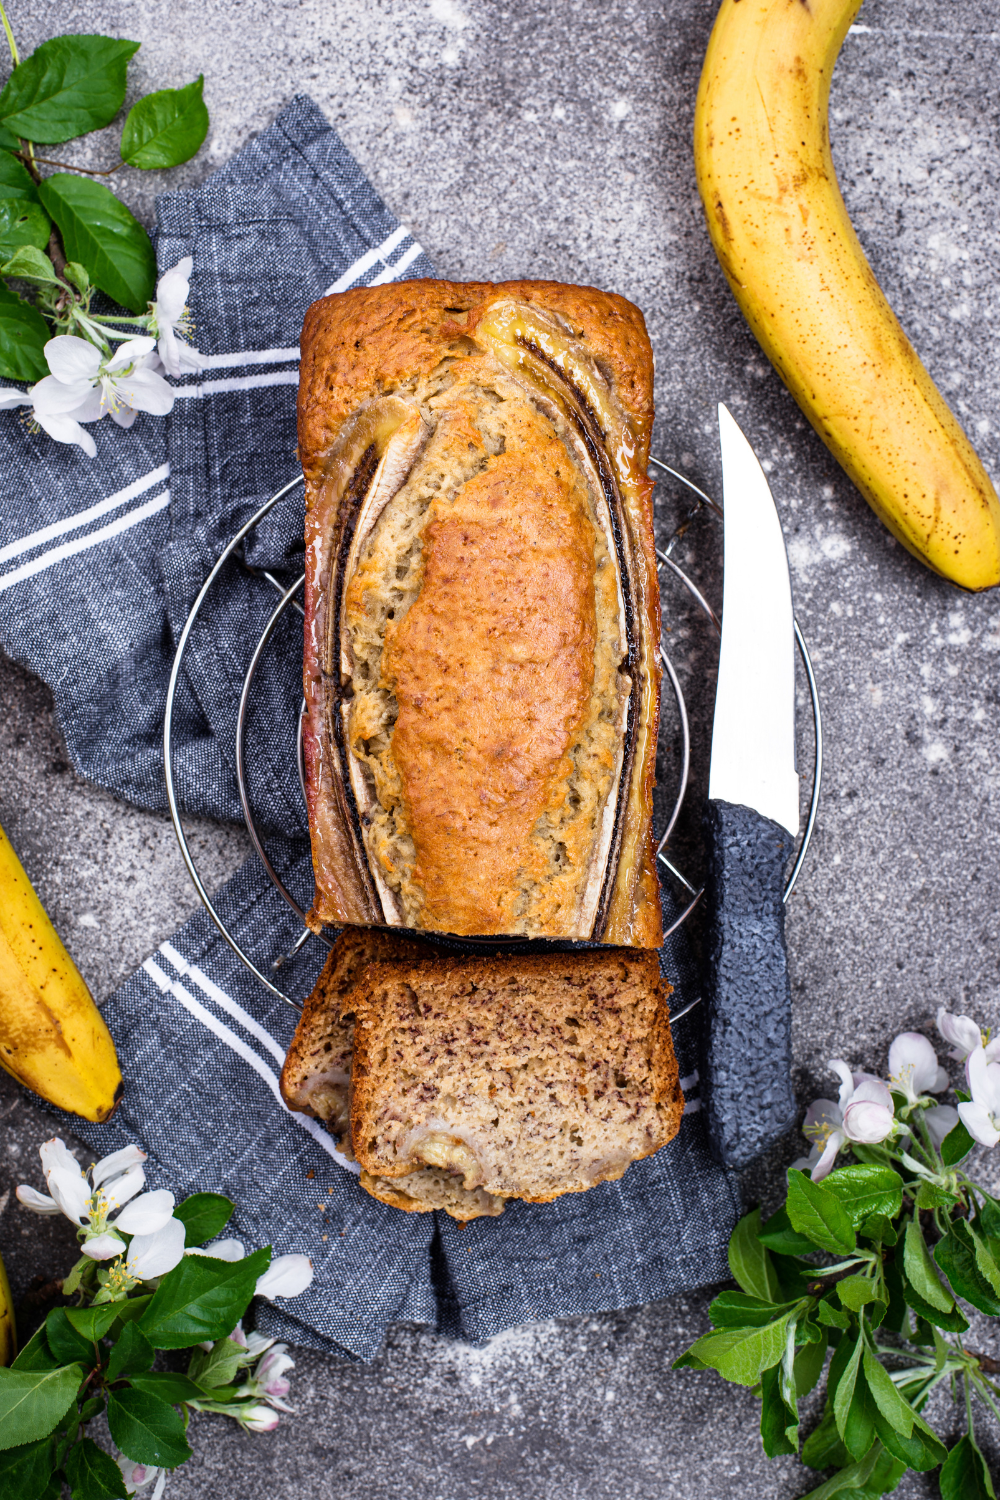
(702, 404, 800, 1169)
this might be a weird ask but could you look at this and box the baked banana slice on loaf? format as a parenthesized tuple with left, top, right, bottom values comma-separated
(298, 279, 663, 945)
(350, 951, 682, 1203)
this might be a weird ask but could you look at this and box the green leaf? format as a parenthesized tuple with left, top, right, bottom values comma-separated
(64, 1436, 129, 1499)
(793, 1329, 827, 1398)
(172, 1193, 235, 1249)
(63, 260, 89, 293)
(836, 1275, 881, 1313)
(832, 1333, 864, 1446)
(786, 1169, 857, 1255)
(840, 1360, 882, 1463)
(105, 1389, 192, 1468)
(120, 77, 208, 169)
(872, 1404, 948, 1473)
(1, 244, 59, 284)
(137, 1247, 269, 1350)
(758, 1204, 819, 1257)
(0, 277, 51, 380)
(44, 1309, 93, 1366)
(109, 1297, 152, 1333)
(903, 1218, 953, 1312)
(801, 1403, 850, 1470)
(822, 1164, 904, 1229)
(10, 1327, 57, 1372)
(759, 1363, 798, 1458)
(935, 1223, 1000, 1316)
(37, 175, 155, 313)
(972, 1225, 1000, 1298)
(866, 1444, 908, 1494)
(817, 1298, 850, 1330)
(727, 1207, 780, 1302)
(679, 1308, 800, 1387)
(0, 36, 140, 145)
(105, 1323, 154, 1384)
(861, 1347, 913, 1438)
(64, 1305, 120, 1344)
(708, 1291, 798, 1328)
(128, 1371, 206, 1404)
(941, 1119, 977, 1166)
(857, 1212, 898, 1246)
(185, 1336, 247, 1390)
(898, 1265, 969, 1331)
(914, 1179, 959, 1211)
(0, 1438, 54, 1500)
(940, 1434, 997, 1500)
(976, 1194, 1000, 1242)
(0, 198, 50, 256)
(0, 1365, 84, 1450)
(0, 151, 39, 202)
(0, 126, 18, 151)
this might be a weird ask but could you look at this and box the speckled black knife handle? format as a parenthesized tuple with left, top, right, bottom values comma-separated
(702, 799, 797, 1170)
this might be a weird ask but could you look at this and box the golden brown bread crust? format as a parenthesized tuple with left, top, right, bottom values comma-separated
(349, 950, 682, 1202)
(299, 279, 662, 946)
(298, 280, 654, 471)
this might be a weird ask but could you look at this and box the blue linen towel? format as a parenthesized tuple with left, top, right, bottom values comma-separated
(0, 95, 740, 1359)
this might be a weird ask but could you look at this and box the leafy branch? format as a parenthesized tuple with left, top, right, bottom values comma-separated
(2, 1142, 314, 1498)
(675, 1011, 1000, 1497)
(0, 4, 208, 384)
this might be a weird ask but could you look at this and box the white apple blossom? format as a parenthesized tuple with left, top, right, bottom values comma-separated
(15, 1138, 177, 1261)
(794, 1061, 898, 1181)
(148, 256, 201, 376)
(255, 1254, 314, 1301)
(937, 1008, 1000, 1066)
(237, 1403, 281, 1433)
(887, 1033, 949, 1106)
(116, 1453, 165, 1499)
(958, 1045, 1000, 1149)
(126, 1217, 187, 1280)
(192, 1238, 245, 1261)
(245, 1343, 296, 1412)
(924, 1103, 960, 1148)
(0, 381, 98, 457)
(0, 335, 175, 456)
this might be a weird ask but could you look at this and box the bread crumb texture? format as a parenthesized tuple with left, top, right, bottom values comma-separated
(350, 949, 682, 1202)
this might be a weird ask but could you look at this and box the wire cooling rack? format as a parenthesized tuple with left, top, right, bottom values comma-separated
(163, 460, 823, 1010)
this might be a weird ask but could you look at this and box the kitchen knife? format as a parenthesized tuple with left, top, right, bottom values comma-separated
(703, 404, 800, 1170)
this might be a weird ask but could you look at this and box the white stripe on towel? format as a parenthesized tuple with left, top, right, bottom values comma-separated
(0, 489, 170, 595)
(172, 370, 301, 400)
(142, 957, 359, 1173)
(159, 941, 287, 1068)
(198, 347, 300, 371)
(0, 463, 169, 567)
(324, 225, 410, 295)
(364, 240, 426, 287)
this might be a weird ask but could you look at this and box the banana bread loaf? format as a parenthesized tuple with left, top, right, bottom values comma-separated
(298, 279, 663, 946)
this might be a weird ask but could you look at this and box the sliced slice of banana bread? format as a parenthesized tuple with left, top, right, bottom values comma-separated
(279, 926, 429, 1138)
(350, 950, 681, 1202)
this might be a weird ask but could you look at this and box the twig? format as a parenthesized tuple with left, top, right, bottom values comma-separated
(18, 153, 123, 177)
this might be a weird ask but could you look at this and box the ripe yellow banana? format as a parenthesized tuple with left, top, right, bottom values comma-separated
(0, 1249, 14, 1366)
(694, 0, 1000, 591)
(0, 821, 121, 1121)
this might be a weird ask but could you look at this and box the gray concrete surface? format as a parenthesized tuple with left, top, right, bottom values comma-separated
(2, 0, 1000, 1494)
